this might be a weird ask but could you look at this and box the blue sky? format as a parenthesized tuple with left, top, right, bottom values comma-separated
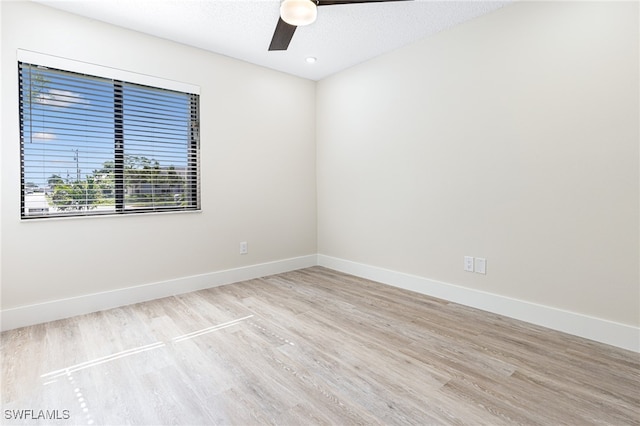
(21, 65, 192, 187)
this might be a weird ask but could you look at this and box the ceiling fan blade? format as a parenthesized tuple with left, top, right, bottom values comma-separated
(269, 17, 297, 51)
(318, 0, 410, 5)
(268, 0, 411, 51)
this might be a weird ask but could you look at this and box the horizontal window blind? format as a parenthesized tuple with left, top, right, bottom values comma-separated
(19, 60, 200, 219)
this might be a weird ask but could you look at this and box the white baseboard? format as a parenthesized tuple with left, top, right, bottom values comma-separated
(0, 255, 318, 332)
(317, 255, 640, 353)
(3, 253, 638, 353)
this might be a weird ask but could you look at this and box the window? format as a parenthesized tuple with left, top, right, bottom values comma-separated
(19, 52, 200, 219)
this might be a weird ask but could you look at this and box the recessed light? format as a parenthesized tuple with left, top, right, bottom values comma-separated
(305, 57, 317, 64)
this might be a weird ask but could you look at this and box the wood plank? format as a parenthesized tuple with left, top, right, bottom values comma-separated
(1, 266, 638, 425)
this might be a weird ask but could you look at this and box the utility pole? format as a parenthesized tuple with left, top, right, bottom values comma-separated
(72, 149, 80, 182)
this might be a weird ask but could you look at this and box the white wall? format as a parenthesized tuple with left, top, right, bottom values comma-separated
(1, 1, 317, 310)
(1, 0, 638, 351)
(317, 1, 639, 327)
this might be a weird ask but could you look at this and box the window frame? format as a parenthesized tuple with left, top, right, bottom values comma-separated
(17, 50, 201, 220)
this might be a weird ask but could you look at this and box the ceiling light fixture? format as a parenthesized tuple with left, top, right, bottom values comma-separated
(280, 0, 317, 27)
(305, 57, 317, 64)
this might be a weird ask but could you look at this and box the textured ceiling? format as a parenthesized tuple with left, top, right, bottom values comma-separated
(34, 0, 512, 81)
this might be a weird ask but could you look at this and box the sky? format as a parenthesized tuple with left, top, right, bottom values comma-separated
(21, 64, 193, 188)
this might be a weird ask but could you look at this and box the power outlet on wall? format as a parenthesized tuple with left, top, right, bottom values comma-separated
(240, 241, 248, 255)
(464, 256, 487, 274)
(464, 256, 474, 272)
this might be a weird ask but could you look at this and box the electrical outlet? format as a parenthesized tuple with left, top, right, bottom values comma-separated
(464, 256, 474, 272)
(475, 258, 486, 274)
(240, 241, 248, 255)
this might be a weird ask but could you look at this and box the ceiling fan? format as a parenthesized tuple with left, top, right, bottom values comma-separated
(269, 0, 412, 51)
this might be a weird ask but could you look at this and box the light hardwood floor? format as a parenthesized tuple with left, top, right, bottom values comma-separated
(1, 267, 639, 425)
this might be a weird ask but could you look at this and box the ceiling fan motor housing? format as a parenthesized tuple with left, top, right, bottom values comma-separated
(280, 0, 318, 26)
